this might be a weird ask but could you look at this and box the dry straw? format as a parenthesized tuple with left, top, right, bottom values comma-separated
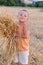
(0, 12, 17, 65)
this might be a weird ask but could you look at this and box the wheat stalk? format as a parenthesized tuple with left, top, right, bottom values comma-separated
(0, 14, 17, 65)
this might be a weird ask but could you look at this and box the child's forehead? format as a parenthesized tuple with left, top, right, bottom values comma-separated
(18, 10, 28, 15)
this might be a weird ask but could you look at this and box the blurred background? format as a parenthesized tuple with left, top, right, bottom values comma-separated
(0, 0, 43, 7)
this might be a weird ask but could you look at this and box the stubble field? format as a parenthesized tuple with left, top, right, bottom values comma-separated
(0, 6, 43, 65)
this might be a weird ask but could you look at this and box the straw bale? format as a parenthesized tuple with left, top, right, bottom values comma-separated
(0, 14, 17, 65)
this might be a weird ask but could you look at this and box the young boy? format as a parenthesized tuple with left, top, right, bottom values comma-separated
(12, 9, 30, 65)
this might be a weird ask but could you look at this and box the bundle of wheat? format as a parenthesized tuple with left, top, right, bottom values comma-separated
(0, 14, 17, 65)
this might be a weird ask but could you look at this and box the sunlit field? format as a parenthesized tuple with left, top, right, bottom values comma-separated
(0, 6, 43, 65)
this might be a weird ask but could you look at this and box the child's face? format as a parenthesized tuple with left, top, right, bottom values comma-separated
(18, 10, 28, 23)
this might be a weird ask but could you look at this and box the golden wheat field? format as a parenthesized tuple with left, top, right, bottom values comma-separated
(0, 6, 43, 65)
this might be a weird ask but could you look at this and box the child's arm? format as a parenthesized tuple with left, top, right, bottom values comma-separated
(13, 23, 30, 39)
(21, 24, 29, 38)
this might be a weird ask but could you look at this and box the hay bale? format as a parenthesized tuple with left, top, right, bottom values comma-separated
(0, 14, 17, 65)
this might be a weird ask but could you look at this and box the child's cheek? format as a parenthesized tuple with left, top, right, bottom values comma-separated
(24, 17, 27, 21)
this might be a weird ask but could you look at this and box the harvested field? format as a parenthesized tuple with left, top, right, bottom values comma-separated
(0, 6, 43, 65)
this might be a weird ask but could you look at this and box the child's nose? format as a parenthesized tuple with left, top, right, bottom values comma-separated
(21, 15, 25, 18)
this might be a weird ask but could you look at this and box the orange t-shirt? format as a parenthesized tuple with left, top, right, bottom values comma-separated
(16, 23, 30, 51)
